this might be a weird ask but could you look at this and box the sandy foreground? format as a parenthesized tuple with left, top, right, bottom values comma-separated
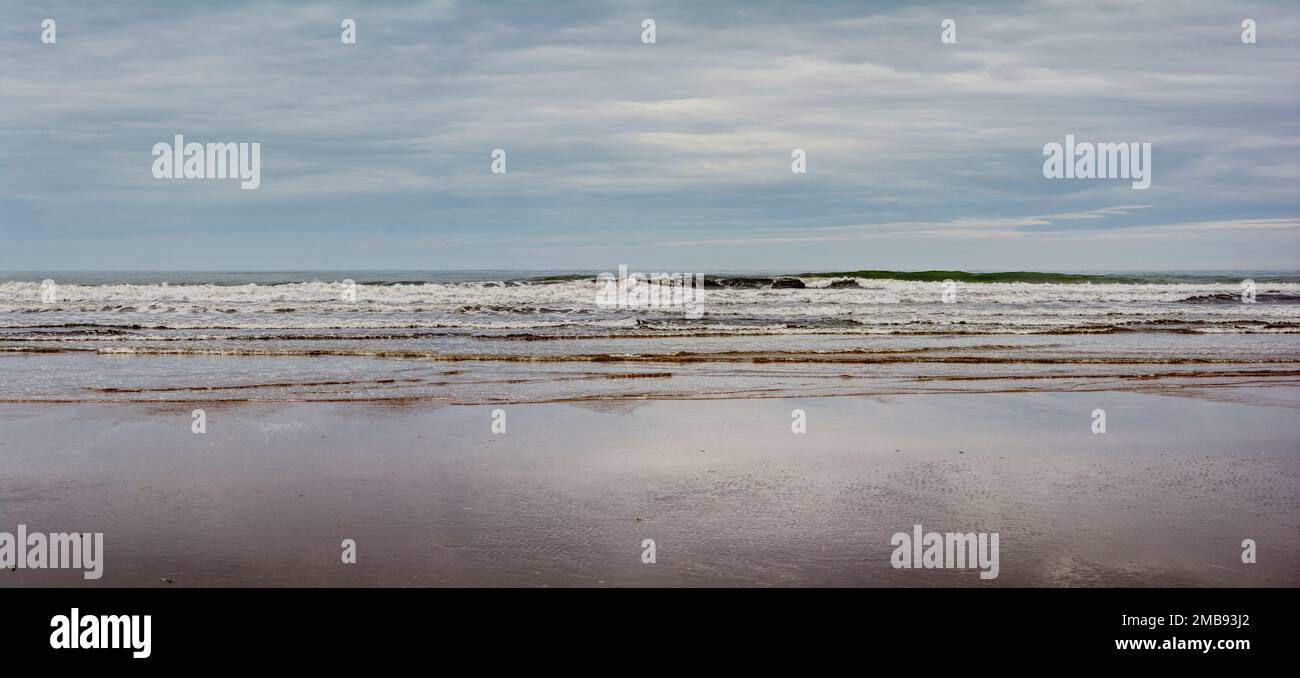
(0, 389, 1296, 587)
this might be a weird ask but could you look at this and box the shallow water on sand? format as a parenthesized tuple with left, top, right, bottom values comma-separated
(1, 391, 1295, 587)
(3, 333, 1299, 404)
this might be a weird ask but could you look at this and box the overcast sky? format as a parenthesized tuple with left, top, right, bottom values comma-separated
(1, 0, 1297, 271)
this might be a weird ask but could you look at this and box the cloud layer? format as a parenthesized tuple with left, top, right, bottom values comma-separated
(1, 0, 1297, 270)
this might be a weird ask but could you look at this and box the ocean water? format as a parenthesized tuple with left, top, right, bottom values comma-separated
(2, 270, 1298, 404)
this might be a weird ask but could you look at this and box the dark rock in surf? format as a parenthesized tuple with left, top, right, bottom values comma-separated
(721, 277, 770, 289)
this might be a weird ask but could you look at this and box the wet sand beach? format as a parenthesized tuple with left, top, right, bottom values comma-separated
(1, 390, 1296, 587)
(3, 271, 1297, 586)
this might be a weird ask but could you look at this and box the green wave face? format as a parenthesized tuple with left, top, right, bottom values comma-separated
(521, 270, 1300, 285)
(795, 270, 1300, 284)
(796, 270, 1145, 283)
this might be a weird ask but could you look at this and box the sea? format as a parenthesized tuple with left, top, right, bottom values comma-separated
(2, 270, 1298, 404)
